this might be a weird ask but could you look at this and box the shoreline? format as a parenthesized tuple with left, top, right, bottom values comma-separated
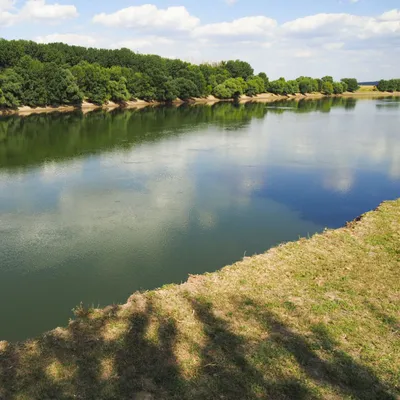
(2, 91, 399, 117)
(0, 199, 399, 398)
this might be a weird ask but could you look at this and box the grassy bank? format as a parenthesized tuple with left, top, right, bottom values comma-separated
(1, 200, 399, 399)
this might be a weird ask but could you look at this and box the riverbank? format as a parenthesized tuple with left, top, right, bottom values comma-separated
(2, 90, 400, 117)
(0, 199, 399, 399)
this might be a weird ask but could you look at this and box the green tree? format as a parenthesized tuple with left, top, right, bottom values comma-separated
(42, 63, 83, 106)
(268, 78, 286, 95)
(341, 78, 359, 92)
(257, 72, 269, 90)
(0, 68, 23, 108)
(377, 80, 388, 92)
(321, 81, 334, 95)
(173, 78, 200, 100)
(15, 56, 47, 107)
(322, 76, 334, 83)
(385, 79, 400, 92)
(213, 83, 232, 99)
(245, 76, 265, 96)
(109, 77, 130, 103)
(126, 72, 156, 101)
(297, 77, 318, 95)
(71, 62, 110, 105)
(0, 39, 24, 68)
(151, 73, 177, 102)
(286, 80, 299, 95)
(332, 82, 344, 95)
(213, 78, 246, 100)
(225, 60, 254, 80)
(178, 66, 207, 96)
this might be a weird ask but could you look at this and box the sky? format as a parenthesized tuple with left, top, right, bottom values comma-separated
(1, 0, 399, 80)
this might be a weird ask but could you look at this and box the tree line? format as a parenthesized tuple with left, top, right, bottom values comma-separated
(376, 79, 400, 92)
(0, 39, 361, 109)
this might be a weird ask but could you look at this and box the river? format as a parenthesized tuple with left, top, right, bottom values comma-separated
(0, 97, 399, 341)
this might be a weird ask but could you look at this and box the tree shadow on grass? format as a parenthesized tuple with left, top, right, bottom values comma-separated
(0, 299, 181, 400)
(187, 295, 320, 400)
(0, 294, 398, 400)
(364, 301, 400, 334)
(238, 297, 397, 400)
(115, 300, 181, 399)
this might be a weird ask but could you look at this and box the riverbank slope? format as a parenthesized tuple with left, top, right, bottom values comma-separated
(0, 199, 399, 399)
(3, 90, 400, 116)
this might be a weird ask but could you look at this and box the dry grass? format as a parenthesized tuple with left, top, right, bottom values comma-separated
(357, 85, 377, 92)
(1, 200, 399, 399)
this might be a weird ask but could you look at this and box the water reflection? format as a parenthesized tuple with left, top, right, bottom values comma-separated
(0, 98, 399, 341)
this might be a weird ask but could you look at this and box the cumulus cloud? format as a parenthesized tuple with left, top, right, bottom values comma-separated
(281, 12, 400, 41)
(0, 0, 14, 8)
(35, 33, 175, 53)
(0, 0, 77, 25)
(282, 13, 367, 37)
(36, 33, 97, 46)
(20, 0, 78, 20)
(193, 16, 277, 40)
(380, 9, 400, 21)
(0, 0, 15, 25)
(115, 37, 175, 50)
(93, 5, 200, 32)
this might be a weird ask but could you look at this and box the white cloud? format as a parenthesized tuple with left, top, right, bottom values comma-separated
(115, 37, 174, 50)
(225, 0, 238, 5)
(0, 0, 77, 25)
(93, 5, 200, 32)
(0, 0, 15, 9)
(294, 50, 313, 58)
(323, 42, 345, 50)
(281, 12, 400, 40)
(380, 9, 400, 22)
(35, 33, 175, 53)
(282, 13, 366, 36)
(20, 0, 78, 20)
(36, 33, 97, 47)
(193, 16, 277, 39)
(0, 0, 15, 25)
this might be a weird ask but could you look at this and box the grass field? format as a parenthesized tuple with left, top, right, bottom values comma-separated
(1, 200, 399, 399)
(357, 85, 377, 92)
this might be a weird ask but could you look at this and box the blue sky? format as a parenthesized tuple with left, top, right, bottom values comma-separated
(1, 0, 400, 80)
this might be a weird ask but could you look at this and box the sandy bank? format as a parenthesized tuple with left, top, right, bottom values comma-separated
(1, 91, 399, 117)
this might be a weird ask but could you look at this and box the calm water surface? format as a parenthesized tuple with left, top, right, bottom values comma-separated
(1, 97, 399, 341)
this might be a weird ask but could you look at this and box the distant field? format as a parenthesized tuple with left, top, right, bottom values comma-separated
(357, 85, 376, 92)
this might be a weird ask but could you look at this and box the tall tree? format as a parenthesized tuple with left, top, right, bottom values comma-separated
(341, 78, 359, 92)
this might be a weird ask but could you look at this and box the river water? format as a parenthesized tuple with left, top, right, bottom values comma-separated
(0, 97, 399, 341)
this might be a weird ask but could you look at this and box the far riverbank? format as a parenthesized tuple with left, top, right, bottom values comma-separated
(2, 90, 399, 117)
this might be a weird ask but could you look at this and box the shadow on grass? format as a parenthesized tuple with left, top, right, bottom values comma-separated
(187, 295, 318, 400)
(0, 300, 181, 400)
(236, 297, 397, 400)
(364, 301, 400, 333)
(0, 295, 397, 399)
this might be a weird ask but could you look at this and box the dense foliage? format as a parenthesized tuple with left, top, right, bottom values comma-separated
(0, 39, 360, 108)
(376, 79, 400, 92)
